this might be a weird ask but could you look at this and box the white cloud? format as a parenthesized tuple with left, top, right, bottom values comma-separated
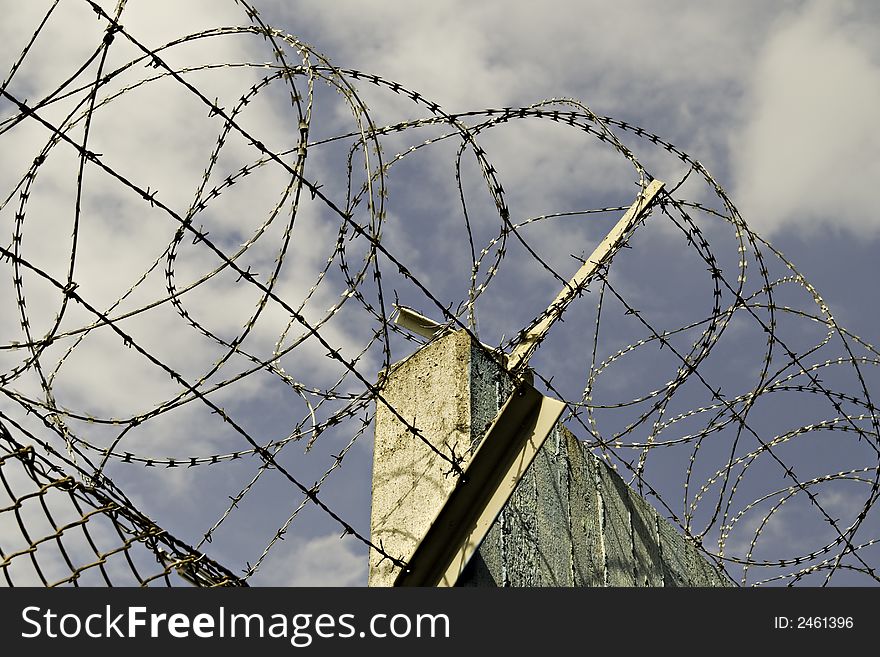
(266, 1, 784, 175)
(269, 0, 880, 241)
(1, 1, 382, 577)
(731, 1, 880, 236)
(257, 532, 367, 586)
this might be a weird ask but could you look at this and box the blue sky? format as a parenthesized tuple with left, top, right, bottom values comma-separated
(1, 0, 878, 586)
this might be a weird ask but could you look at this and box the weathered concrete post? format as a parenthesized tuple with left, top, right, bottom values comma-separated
(369, 329, 731, 587)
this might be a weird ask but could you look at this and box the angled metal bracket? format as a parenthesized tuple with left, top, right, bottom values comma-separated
(507, 179, 665, 372)
(394, 382, 566, 586)
(393, 305, 448, 339)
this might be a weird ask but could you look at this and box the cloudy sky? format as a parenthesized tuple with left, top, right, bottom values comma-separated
(1, 0, 878, 587)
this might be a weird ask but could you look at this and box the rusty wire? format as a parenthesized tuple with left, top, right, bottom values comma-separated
(0, 0, 877, 586)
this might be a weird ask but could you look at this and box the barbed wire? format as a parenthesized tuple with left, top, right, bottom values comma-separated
(0, 0, 877, 586)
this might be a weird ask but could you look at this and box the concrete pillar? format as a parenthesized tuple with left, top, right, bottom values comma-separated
(369, 329, 732, 587)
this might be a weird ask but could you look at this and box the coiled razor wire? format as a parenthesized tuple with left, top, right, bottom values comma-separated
(0, 0, 877, 586)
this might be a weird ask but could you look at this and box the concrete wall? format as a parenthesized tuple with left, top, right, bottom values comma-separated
(369, 330, 732, 587)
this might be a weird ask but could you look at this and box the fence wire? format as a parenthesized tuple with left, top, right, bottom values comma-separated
(0, 0, 877, 586)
